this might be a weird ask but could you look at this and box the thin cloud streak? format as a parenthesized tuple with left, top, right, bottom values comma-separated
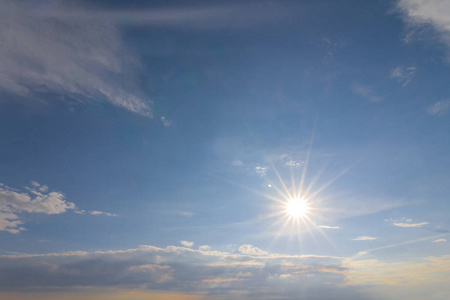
(353, 236, 376, 241)
(318, 225, 340, 229)
(393, 221, 428, 228)
(433, 239, 447, 243)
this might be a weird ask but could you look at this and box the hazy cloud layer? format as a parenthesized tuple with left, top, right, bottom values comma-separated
(0, 244, 370, 300)
(1, 244, 449, 299)
(345, 255, 450, 287)
(351, 85, 383, 103)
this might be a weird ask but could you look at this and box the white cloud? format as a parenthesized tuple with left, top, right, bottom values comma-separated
(397, 0, 450, 58)
(433, 239, 447, 243)
(0, 182, 75, 233)
(393, 221, 428, 228)
(0, 182, 118, 233)
(353, 236, 377, 241)
(397, 0, 450, 32)
(0, 0, 151, 116)
(238, 244, 268, 256)
(351, 85, 383, 103)
(318, 225, 340, 229)
(386, 218, 428, 228)
(428, 100, 450, 115)
(389, 66, 416, 86)
(199, 245, 211, 251)
(180, 241, 194, 248)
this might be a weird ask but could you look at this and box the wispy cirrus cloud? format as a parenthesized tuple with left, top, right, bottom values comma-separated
(351, 85, 383, 103)
(389, 66, 416, 86)
(75, 210, 118, 217)
(0, 0, 150, 116)
(428, 100, 450, 115)
(0, 0, 301, 117)
(433, 239, 447, 243)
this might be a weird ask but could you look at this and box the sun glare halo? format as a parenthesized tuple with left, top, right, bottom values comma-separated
(285, 198, 309, 218)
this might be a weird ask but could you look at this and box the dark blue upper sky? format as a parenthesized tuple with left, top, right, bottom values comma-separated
(0, 0, 449, 299)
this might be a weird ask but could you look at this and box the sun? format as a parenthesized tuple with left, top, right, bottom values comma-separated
(285, 198, 309, 218)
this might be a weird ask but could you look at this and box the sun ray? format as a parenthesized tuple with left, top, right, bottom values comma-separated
(296, 121, 316, 199)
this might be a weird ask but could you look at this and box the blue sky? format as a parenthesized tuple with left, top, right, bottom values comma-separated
(1, 0, 450, 299)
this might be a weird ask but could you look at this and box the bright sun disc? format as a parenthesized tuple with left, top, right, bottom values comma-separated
(285, 198, 309, 218)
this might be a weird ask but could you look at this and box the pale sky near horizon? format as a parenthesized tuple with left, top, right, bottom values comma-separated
(1, 0, 450, 299)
